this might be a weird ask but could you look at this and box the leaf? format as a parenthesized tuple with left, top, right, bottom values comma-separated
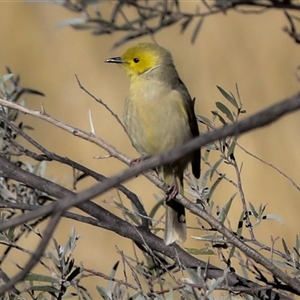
(197, 114, 214, 127)
(207, 269, 228, 294)
(211, 110, 227, 125)
(108, 261, 119, 294)
(249, 202, 259, 219)
(192, 234, 224, 240)
(207, 175, 225, 201)
(236, 211, 244, 237)
(227, 139, 236, 158)
(297, 234, 300, 251)
(228, 211, 244, 261)
(45, 252, 60, 268)
(66, 266, 82, 282)
(191, 17, 204, 44)
(27, 285, 60, 293)
(185, 188, 200, 198)
(181, 16, 193, 33)
(293, 247, 300, 262)
(217, 86, 238, 108)
(25, 273, 59, 283)
(203, 147, 210, 162)
(217, 193, 236, 224)
(186, 267, 203, 284)
(57, 18, 87, 29)
(2, 74, 13, 82)
(210, 157, 223, 180)
(7, 226, 15, 240)
(186, 247, 215, 255)
(216, 101, 234, 122)
(115, 202, 140, 225)
(282, 238, 290, 256)
(149, 198, 164, 219)
(272, 259, 294, 269)
(96, 286, 110, 300)
(262, 214, 284, 225)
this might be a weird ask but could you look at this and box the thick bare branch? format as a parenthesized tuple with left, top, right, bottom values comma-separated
(0, 91, 300, 296)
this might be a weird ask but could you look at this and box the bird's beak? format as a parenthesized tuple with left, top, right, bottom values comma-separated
(105, 57, 125, 64)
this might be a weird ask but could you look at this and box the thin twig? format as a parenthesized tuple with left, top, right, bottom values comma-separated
(238, 142, 300, 192)
(75, 75, 128, 134)
(1, 91, 300, 295)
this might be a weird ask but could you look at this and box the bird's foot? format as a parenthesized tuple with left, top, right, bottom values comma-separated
(130, 155, 151, 166)
(166, 184, 178, 202)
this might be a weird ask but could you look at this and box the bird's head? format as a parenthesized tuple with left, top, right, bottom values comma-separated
(105, 43, 173, 80)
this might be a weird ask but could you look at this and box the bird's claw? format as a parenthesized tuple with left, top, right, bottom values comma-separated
(130, 155, 150, 166)
(166, 184, 178, 202)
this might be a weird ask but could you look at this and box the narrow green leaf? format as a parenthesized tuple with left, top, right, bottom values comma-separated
(25, 273, 59, 283)
(78, 288, 93, 300)
(293, 247, 300, 261)
(208, 269, 229, 294)
(61, 293, 77, 298)
(296, 234, 300, 263)
(7, 226, 15, 240)
(228, 212, 244, 260)
(282, 238, 290, 256)
(211, 111, 227, 125)
(191, 17, 204, 44)
(2, 74, 13, 82)
(57, 18, 86, 28)
(210, 157, 223, 180)
(249, 202, 258, 219)
(236, 211, 244, 237)
(207, 175, 225, 200)
(216, 86, 238, 108)
(186, 247, 215, 255)
(203, 148, 210, 162)
(115, 202, 140, 225)
(192, 234, 224, 240)
(96, 286, 110, 300)
(186, 267, 203, 284)
(66, 266, 82, 282)
(272, 258, 294, 269)
(262, 214, 283, 225)
(227, 139, 236, 158)
(149, 198, 164, 219)
(218, 194, 236, 224)
(181, 16, 193, 33)
(108, 261, 119, 294)
(197, 114, 214, 127)
(36, 293, 44, 300)
(216, 101, 234, 122)
(27, 285, 60, 292)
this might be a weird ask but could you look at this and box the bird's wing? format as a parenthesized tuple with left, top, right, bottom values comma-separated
(176, 77, 201, 179)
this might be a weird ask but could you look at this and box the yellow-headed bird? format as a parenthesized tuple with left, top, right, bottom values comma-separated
(105, 43, 200, 245)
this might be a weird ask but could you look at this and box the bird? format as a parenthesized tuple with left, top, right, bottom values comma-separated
(105, 43, 200, 245)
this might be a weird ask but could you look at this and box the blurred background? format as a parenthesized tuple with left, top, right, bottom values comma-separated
(1, 1, 300, 297)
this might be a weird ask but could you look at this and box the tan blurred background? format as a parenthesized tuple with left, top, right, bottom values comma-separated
(1, 2, 300, 297)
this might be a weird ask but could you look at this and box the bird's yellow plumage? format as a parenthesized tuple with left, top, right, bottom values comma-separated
(105, 43, 200, 245)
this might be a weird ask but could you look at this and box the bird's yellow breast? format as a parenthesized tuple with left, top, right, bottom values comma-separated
(124, 78, 192, 157)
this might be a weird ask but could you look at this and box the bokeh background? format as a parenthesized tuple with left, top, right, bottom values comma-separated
(1, 1, 300, 297)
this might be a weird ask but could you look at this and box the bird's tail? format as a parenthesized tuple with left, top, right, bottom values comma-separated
(163, 171, 187, 245)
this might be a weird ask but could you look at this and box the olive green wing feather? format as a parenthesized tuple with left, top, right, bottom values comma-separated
(176, 77, 201, 179)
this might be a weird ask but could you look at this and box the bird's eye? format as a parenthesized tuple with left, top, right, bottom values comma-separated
(133, 58, 139, 63)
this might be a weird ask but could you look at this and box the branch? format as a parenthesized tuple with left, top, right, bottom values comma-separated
(0, 91, 300, 296)
(55, 0, 300, 47)
(0, 156, 291, 299)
